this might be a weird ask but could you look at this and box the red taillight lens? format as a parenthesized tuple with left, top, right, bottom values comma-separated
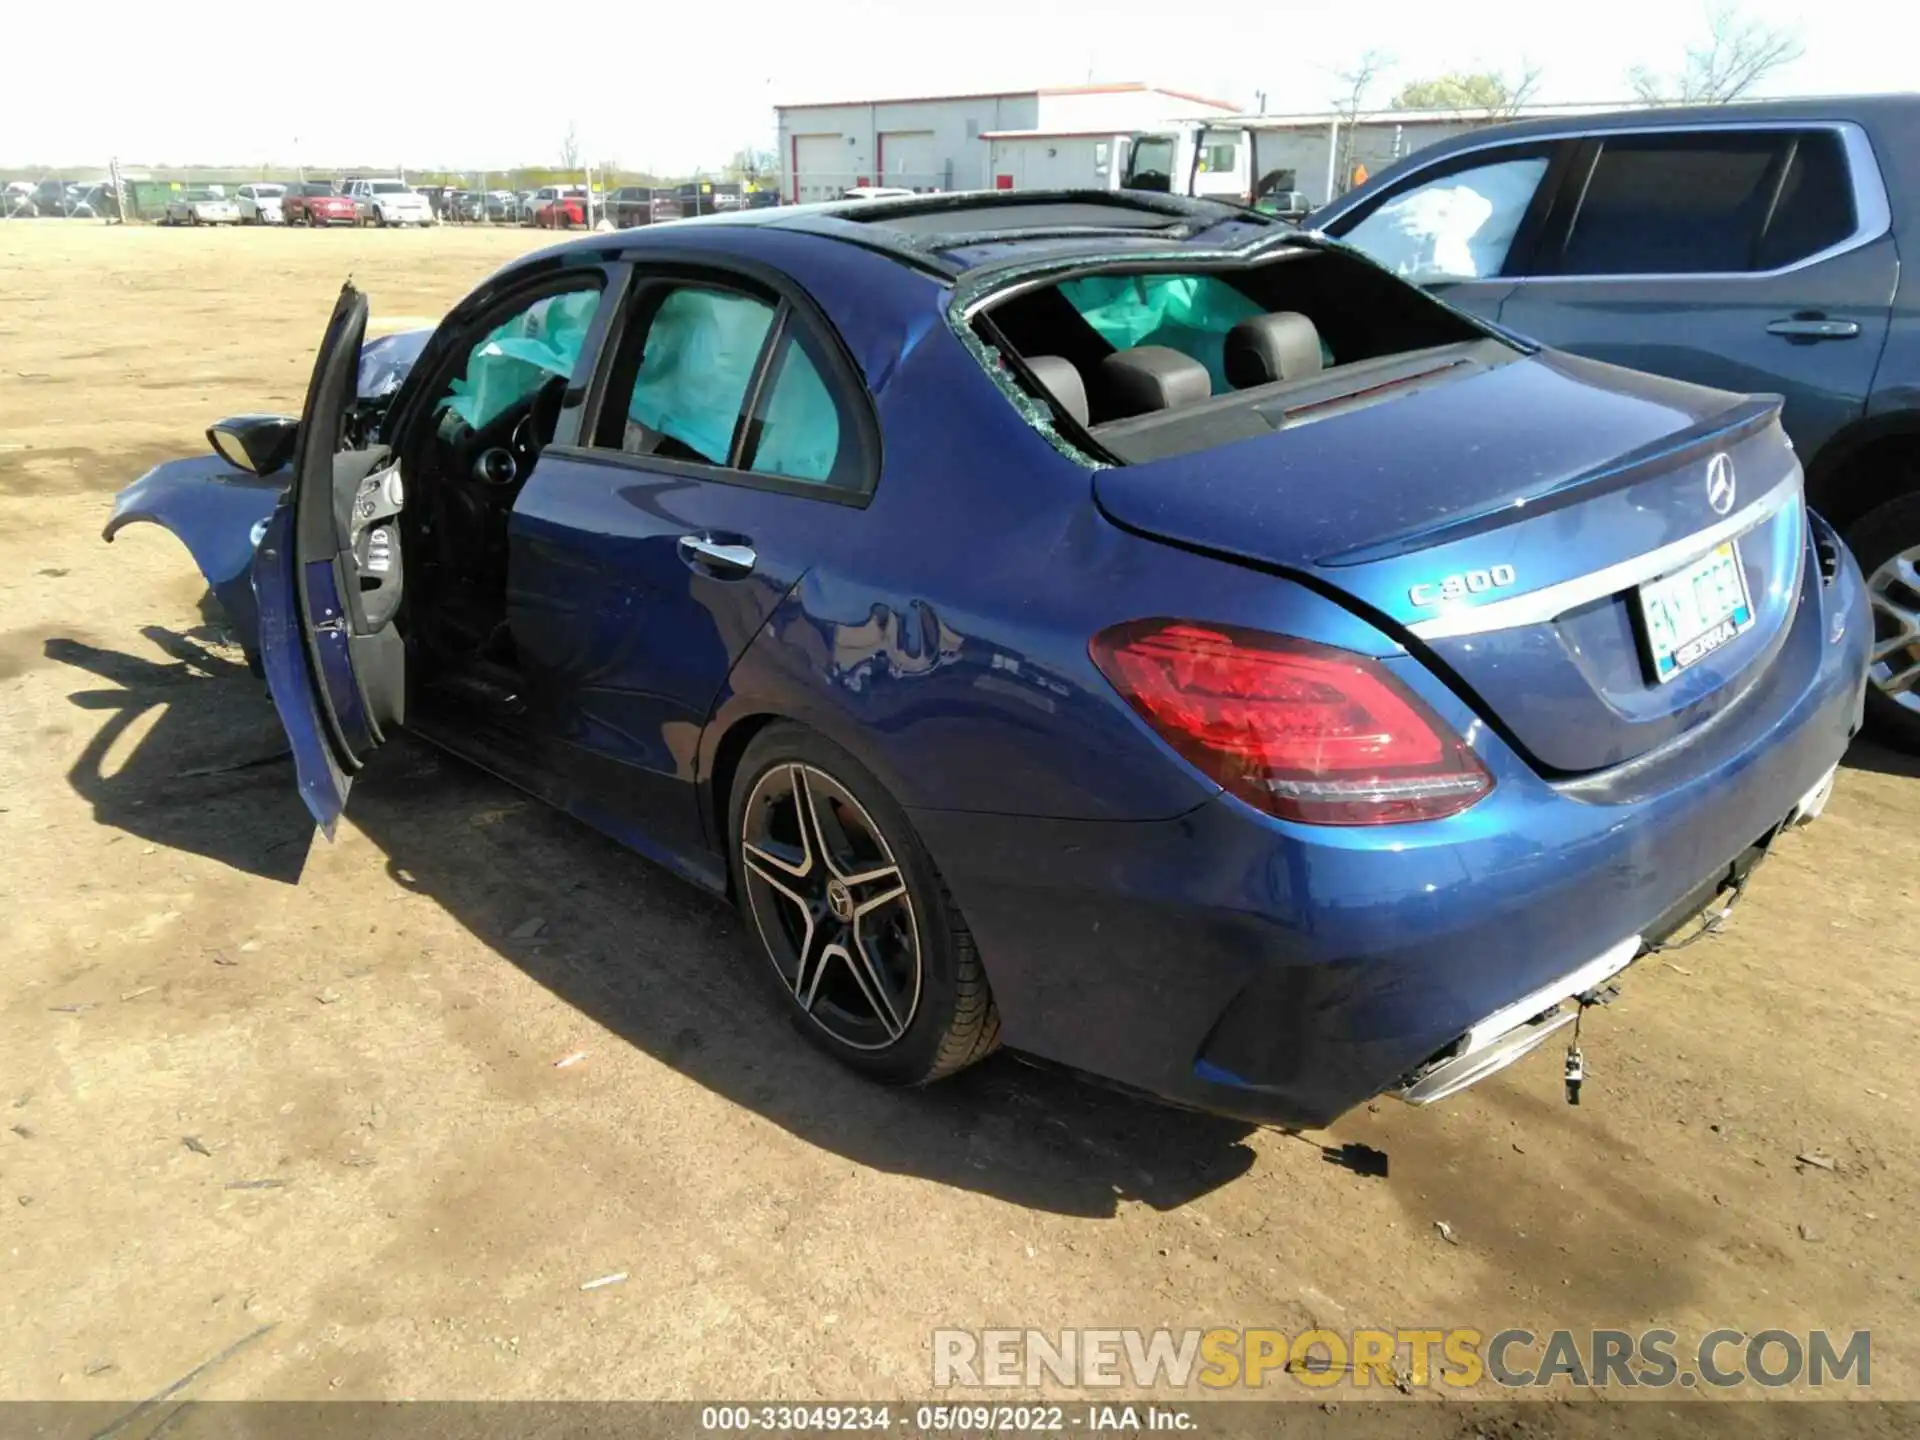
(1090, 619, 1492, 825)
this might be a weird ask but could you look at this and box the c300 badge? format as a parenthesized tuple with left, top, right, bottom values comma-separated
(1409, 564, 1517, 608)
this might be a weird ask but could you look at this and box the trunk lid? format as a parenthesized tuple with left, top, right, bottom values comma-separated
(1092, 349, 1807, 774)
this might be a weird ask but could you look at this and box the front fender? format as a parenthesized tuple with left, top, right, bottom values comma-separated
(102, 455, 287, 658)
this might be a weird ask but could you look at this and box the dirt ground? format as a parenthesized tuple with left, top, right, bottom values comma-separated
(2, 221, 1917, 1422)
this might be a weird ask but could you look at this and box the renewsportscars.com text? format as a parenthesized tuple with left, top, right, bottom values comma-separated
(932, 1327, 1871, 1391)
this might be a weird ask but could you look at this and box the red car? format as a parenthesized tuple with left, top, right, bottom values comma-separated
(282, 182, 357, 227)
(526, 186, 589, 228)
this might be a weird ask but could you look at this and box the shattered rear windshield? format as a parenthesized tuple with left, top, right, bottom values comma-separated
(971, 249, 1501, 462)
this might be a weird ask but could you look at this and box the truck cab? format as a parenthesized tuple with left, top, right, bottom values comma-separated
(1120, 123, 1255, 203)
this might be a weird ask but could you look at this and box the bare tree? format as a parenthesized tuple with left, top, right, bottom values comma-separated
(1629, 4, 1803, 104)
(1392, 65, 1543, 119)
(559, 122, 580, 170)
(726, 147, 779, 188)
(1329, 50, 1392, 196)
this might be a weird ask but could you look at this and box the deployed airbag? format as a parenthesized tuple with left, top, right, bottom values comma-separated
(444, 290, 600, 430)
(1058, 273, 1265, 393)
(627, 289, 776, 464)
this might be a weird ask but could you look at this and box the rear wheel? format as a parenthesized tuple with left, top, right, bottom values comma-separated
(729, 725, 999, 1086)
(1848, 492, 1920, 751)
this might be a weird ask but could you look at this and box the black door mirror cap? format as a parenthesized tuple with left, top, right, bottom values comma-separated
(208, 414, 300, 476)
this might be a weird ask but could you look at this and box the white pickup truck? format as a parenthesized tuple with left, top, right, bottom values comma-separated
(344, 178, 434, 227)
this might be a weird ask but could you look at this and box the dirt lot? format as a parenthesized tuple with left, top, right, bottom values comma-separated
(1, 222, 1917, 1422)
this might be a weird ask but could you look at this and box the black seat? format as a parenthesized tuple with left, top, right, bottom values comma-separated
(1224, 312, 1325, 389)
(1100, 346, 1212, 418)
(1025, 355, 1088, 427)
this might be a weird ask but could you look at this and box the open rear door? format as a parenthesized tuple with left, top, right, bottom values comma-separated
(251, 282, 408, 836)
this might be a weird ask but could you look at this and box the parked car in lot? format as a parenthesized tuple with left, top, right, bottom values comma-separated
(345, 177, 434, 227)
(3, 181, 36, 217)
(65, 183, 121, 221)
(605, 186, 682, 227)
(104, 190, 1867, 1127)
(163, 188, 240, 225)
(235, 183, 287, 224)
(1255, 188, 1312, 223)
(282, 181, 356, 227)
(28, 178, 90, 216)
(523, 185, 589, 228)
(1309, 95, 1920, 746)
(441, 189, 484, 223)
(484, 190, 523, 223)
(676, 180, 746, 216)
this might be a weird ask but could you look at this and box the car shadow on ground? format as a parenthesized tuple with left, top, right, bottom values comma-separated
(1842, 734, 1920, 780)
(49, 626, 1262, 1218)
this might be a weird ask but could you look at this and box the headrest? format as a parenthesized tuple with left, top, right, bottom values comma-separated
(1225, 312, 1324, 388)
(1025, 356, 1088, 427)
(1100, 346, 1212, 416)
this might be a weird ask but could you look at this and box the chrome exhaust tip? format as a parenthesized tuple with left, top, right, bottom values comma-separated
(1393, 935, 1641, 1107)
(1788, 764, 1838, 827)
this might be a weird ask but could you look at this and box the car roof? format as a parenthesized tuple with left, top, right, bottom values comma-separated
(534, 188, 1297, 279)
(1418, 92, 1917, 145)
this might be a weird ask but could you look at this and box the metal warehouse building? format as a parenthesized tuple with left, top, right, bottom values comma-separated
(775, 83, 1239, 202)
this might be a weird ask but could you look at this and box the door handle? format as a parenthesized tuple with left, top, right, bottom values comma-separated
(1766, 317, 1860, 340)
(677, 534, 757, 577)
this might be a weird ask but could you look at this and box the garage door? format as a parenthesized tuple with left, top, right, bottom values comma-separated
(791, 133, 846, 204)
(878, 131, 937, 190)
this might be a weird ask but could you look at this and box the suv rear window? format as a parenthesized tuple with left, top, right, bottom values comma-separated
(1552, 130, 1856, 276)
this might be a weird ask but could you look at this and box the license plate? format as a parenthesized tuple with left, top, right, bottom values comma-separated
(1636, 541, 1755, 682)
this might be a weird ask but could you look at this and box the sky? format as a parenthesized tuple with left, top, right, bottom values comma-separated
(3, 0, 1915, 174)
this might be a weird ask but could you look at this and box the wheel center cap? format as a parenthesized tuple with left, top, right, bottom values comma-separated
(825, 879, 854, 922)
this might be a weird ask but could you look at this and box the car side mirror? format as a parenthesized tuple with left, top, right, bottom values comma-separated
(208, 414, 299, 476)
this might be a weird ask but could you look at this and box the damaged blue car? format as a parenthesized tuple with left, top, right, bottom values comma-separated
(104, 191, 1870, 1127)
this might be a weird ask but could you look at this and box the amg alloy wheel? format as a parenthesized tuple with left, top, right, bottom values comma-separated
(729, 727, 999, 1084)
(1848, 493, 1920, 750)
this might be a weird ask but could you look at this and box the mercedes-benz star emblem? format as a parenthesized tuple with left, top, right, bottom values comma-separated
(826, 879, 854, 922)
(1706, 452, 1737, 516)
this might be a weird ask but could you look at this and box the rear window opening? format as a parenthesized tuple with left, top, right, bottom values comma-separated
(969, 248, 1514, 463)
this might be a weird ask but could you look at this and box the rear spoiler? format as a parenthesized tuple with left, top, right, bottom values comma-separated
(1320, 394, 1786, 567)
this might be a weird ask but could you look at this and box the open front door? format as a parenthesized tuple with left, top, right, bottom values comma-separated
(252, 282, 408, 836)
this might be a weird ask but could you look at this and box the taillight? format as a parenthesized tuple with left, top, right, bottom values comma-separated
(1090, 619, 1491, 825)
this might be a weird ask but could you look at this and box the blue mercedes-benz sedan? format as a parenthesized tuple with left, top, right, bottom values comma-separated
(104, 190, 1870, 1128)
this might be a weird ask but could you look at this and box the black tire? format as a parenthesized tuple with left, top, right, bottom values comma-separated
(1844, 491, 1920, 751)
(728, 724, 999, 1086)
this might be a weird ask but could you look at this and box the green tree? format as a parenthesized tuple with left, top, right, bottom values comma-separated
(1392, 67, 1541, 117)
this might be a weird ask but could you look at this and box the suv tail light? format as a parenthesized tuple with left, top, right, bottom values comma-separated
(1090, 620, 1491, 825)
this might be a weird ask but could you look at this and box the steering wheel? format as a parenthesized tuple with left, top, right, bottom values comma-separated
(463, 374, 568, 489)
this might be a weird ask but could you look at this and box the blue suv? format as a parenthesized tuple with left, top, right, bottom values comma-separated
(1310, 95, 1920, 747)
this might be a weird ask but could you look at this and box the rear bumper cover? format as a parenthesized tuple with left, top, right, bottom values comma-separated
(913, 526, 1869, 1129)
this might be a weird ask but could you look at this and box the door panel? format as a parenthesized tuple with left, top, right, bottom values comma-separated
(506, 452, 837, 871)
(251, 281, 408, 836)
(1497, 237, 1896, 459)
(504, 273, 876, 875)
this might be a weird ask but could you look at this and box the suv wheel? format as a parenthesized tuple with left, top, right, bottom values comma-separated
(1847, 492, 1920, 750)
